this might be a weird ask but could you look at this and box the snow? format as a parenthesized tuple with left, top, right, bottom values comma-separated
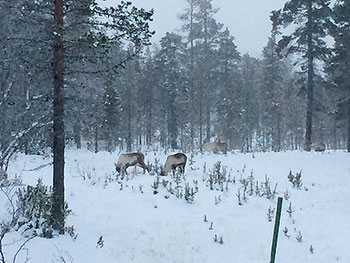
(2, 149, 350, 263)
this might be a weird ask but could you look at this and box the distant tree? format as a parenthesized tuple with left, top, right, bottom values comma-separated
(154, 33, 187, 150)
(101, 83, 121, 152)
(194, 0, 223, 143)
(140, 49, 158, 147)
(272, 0, 331, 151)
(239, 54, 261, 152)
(215, 28, 241, 148)
(0, 0, 52, 178)
(260, 30, 285, 151)
(179, 0, 199, 150)
(54, 0, 154, 232)
(327, 0, 350, 152)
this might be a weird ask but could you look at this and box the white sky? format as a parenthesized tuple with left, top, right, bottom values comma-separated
(100, 0, 288, 57)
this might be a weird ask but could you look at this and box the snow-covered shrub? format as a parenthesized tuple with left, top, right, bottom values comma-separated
(266, 206, 275, 222)
(207, 161, 230, 191)
(159, 173, 198, 203)
(152, 175, 160, 194)
(260, 175, 278, 200)
(184, 183, 195, 203)
(16, 179, 71, 238)
(148, 158, 161, 176)
(288, 170, 303, 188)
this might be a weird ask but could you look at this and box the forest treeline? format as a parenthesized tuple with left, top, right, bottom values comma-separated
(1, 0, 349, 156)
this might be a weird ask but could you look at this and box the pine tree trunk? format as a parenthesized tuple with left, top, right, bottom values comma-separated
(347, 101, 350, 152)
(276, 109, 281, 152)
(189, 2, 195, 151)
(94, 122, 98, 153)
(127, 97, 132, 152)
(206, 106, 210, 140)
(52, 0, 65, 233)
(147, 94, 152, 146)
(74, 124, 81, 149)
(305, 1, 314, 152)
(199, 91, 203, 151)
(332, 118, 337, 150)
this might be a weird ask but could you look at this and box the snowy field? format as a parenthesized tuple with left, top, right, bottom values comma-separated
(2, 149, 350, 263)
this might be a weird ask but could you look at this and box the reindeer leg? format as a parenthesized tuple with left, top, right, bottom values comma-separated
(124, 164, 129, 176)
(140, 162, 149, 173)
(142, 164, 146, 174)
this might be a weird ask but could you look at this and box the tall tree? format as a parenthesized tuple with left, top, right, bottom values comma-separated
(51, 0, 154, 231)
(328, 0, 350, 152)
(215, 28, 241, 148)
(194, 0, 223, 142)
(154, 33, 187, 149)
(179, 0, 198, 150)
(272, 0, 331, 151)
(239, 54, 261, 152)
(52, 0, 65, 232)
(261, 30, 285, 151)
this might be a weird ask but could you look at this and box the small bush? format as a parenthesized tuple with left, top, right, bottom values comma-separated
(16, 179, 71, 238)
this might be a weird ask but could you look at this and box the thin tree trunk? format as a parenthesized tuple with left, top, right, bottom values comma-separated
(147, 89, 152, 146)
(347, 101, 350, 152)
(52, 0, 65, 233)
(94, 122, 98, 153)
(199, 90, 203, 151)
(189, 0, 195, 151)
(74, 124, 81, 149)
(204, 0, 210, 141)
(206, 106, 210, 140)
(332, 118, 337, 150)
(127, 97, 132, 152)
(305, 1, 314, 152)
(276, 109, 281, 152)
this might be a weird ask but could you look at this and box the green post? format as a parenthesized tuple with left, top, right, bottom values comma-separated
(270, 197, 283, 263)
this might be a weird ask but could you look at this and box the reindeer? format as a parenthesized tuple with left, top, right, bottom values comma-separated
(313, 143, 326, 152)
(160, 153, 187, 176)
(114, 152, 149, 175)
(202, 138, 227, 154)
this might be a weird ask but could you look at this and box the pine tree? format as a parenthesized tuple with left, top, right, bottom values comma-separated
(272, 0, 331, 151)
(215, 28, 241, 148)
(179, 0, 199, 150)
(328, 0, 350, 152)
(154, 33, 187, 150)
(239, 54, 261, 152)
(261, 30, 284, 151)
(194, 0, 223, 142)
(102, 84, 121, 152)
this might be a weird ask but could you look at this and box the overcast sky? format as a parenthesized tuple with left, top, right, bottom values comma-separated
(101, 0, 288, 57)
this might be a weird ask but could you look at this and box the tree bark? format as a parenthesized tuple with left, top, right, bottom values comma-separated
(347, 101, 350, 152)
(52, 0, 65, 233)
(94, 122, 98, 153)
(74, 124, 81, 149)
(127, 95, 132, 152)
(305, 1, 314, 152)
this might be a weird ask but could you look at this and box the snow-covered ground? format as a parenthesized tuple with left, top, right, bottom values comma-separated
(2, 149, 350, 263)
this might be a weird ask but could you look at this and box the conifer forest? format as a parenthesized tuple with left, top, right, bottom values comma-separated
(1, 0, 349, 158)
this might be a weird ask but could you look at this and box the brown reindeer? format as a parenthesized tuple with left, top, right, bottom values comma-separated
(114, 152, 149, 175)
(202, 138, 227, 154)
(313, 143, 326, 152)
(160, 153, 187, 176)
